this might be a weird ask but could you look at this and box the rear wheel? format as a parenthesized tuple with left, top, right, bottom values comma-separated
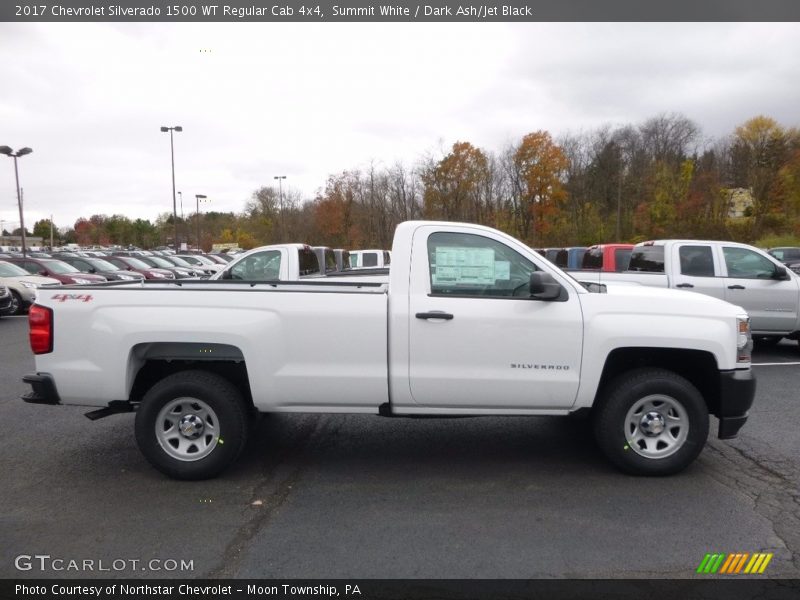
(593, 368, 709, 476)
(135, 370, 249, 480)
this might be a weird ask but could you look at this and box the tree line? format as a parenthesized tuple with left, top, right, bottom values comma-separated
(26, 114, 800, 251)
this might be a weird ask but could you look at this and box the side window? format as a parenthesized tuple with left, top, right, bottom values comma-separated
(615, 248, 632, 272)
(325, 250, 337, 273)
(363, 252, 378, 267)
(427, 232, 538, 298)
(299, 248, 320, 276)
(582, 248, 603, 270)
(554, 250, 568, 268)
(723, 247, 778, 279)
(230, 251, 282, 280)
(679, 246, 715, 277)
(22, 261, 39, 274)
(349, 254, 359, 268)
(629, 246, 665, 273)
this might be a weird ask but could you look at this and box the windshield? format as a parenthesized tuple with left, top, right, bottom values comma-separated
(121, 257, 151, 270)
(148, 257, 176, 268)
(44, 260, 80, 274)
(193, 255, 216, 265)
(87, 258, 118, 271)
(166, 256, 192, 267)
(0, 261, 29, 277)
(178, 255, 202, 266)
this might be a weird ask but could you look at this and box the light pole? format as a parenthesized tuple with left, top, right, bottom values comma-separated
(195, 194, 207, 250)
(0, 145, 33, 257)
(178, 190, 184, 249)
(273, 175, 286, 240)
(160, 126, 182, 250)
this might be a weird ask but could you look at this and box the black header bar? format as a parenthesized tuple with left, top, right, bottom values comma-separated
(3, 1, 800, 22)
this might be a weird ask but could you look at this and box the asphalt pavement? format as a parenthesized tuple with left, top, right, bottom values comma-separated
(1, 315, 798, 579)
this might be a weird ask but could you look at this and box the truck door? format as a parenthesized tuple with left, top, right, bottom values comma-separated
(408, 227, 583, 409)
(671, 244, 726, 300)
(721, 245, 800, 332)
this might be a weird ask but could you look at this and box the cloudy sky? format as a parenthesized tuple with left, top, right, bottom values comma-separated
(1, 22, 799, 232)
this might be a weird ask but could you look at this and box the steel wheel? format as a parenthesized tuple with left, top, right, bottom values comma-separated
(155, 397, 219, 461)
(624, 394, 689, 459)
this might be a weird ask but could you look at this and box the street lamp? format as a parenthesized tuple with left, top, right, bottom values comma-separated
(0, 145, 33, 257)
(195, 194, 207, 250)
(274, 175, 286, 240)
(178, 190, 184, 249)
(160, 126, 182, 250)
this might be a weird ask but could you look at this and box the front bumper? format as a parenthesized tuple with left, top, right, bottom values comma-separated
(21, 373, 62, 405)
(716, 369, 756, 439)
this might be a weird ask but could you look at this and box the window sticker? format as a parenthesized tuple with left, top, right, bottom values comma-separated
(494, 260, 510, 280)
(433, 247, 496, 285)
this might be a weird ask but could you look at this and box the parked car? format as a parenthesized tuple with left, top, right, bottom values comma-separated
(349, 249, 391, 268)
(203, 254, 229, 265)
(114, 253, 198, 279)
(23, 220, 754, 480)
(576, 239, 800, 344)
(104, 256, 175, 280)
(56, 256, 145, 281)
(313, 246, 339, 274)
(333, 249, 352, 272)
(159, 255, 207, 277)
(5, 257, 107, 285)
(174, 254, 224, 275)
(767, 247, 800, 274)
(0, 260, 61, 315)
(579, 244, 635, 272)
(211, 244, 321, 281)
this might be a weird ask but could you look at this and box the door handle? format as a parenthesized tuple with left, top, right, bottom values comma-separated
(728, 285, 746, 290)
(676, 283, 694, 288)
(415, 311, 454, 320)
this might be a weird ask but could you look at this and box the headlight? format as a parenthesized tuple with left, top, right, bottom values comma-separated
(21, 282, 37, 289)
(151, 272, 166, 279)
(737, 316, 752, 363)
(118, 274, 137, 280)
(73, 278, 91, 284)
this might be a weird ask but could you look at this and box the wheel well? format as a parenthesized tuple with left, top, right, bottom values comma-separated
(595, 348, 720, 414)
(128, 343, 252, 408)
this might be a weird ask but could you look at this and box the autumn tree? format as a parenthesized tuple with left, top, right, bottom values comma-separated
(421, 141, 492, 224)
(511, 131, 569, 245)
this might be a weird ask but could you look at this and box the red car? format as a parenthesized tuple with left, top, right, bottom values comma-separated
(6, 257, 108, 284)
(105, 256, 175, 280)
(581, 244, 635, 272)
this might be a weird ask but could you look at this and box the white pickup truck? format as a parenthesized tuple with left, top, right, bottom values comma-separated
(23, 221, 755, 480)
(575, 239, 800, 344)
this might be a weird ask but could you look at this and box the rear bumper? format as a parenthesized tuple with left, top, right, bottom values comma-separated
(21, 373, 62, 405)
(716, 369, 756, 439)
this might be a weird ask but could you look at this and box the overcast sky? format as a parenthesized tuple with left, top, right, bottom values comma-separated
(1, 22, 799, 232)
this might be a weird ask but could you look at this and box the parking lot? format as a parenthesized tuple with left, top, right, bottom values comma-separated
(1, 314, 799, 579)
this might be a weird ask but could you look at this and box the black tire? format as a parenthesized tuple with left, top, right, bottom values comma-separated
(753, 335, 782, 348)
(9, 290, 24, 316)
(592, 368, 709, 476)
(135, 370, 249, 480)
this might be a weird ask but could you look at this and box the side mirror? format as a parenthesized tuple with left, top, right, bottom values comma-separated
(221, 269, 232, 280)
(39, 270, 48, 276)
(88, 268, 96, 273)
(529, 272, 562, 300)
(774, 266, 790, 280)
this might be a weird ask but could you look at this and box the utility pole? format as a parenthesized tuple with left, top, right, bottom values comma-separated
(50, 214, 54, 249)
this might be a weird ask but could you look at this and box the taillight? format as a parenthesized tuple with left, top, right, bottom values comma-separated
(29, 304, 53, 354)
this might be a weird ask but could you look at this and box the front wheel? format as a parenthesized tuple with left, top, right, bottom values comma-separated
(593, 368, 709, 476)
(135, 370, 249, 480)
(9, 290, 24, 315)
